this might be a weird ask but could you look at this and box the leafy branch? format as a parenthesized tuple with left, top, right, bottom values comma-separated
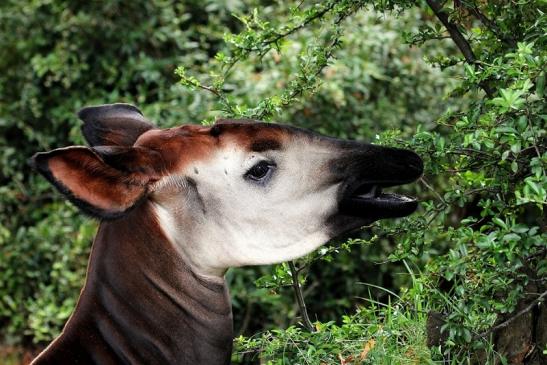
(176, 0, 368, 120)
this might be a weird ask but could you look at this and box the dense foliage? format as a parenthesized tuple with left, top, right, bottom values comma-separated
(0, 0, 545, 364)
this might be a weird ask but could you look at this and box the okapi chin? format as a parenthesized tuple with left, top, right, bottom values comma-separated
(30, 103, 423, 364)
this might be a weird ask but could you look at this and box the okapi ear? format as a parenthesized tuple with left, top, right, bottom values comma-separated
(30, 146, 162, 219)
(79, 103, 155, 147)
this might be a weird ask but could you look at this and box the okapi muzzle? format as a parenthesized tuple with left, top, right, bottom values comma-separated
(29, 104, 423, 364)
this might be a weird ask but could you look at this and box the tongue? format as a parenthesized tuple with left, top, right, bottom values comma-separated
(358, 185, 382, 198)
(342, 192, 418, 219)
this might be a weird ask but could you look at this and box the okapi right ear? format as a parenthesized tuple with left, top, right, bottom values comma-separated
(30, 146, 162, 219)
(79, 103, 155, 147)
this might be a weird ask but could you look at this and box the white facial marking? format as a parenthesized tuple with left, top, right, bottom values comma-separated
(151, 136, 341, 278)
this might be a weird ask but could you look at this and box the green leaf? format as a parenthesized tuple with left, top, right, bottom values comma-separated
(492, 218, 507, 230)
(511, 161, 519, 173)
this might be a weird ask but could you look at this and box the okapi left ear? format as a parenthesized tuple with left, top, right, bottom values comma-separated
(30, 146, 162, 219)
(79, 103, 155, 147)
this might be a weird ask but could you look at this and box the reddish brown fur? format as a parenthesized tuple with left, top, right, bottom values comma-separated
(212, 121, 289, 152)
(134, 123, 289, 173)
(135, 126, 217, 172)
(135, 123, 288, 173)
(48, 148, 149, 211)
(32, 203, 233, 365)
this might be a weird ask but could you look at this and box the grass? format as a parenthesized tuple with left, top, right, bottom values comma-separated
(233, 265, 435, 365)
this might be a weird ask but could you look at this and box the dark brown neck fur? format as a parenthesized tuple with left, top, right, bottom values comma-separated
(32, 203, 233, 365)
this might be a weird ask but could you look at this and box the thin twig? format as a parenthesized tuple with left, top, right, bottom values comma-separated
(288, 261, 315, 332)
(194, 84, 236, 115)
(242, 1, 338, 52)
(420, 176, 447, 205)
(254, 31, 343, 120)
(467, 4, 516, 47)
(527, 116, 544, 160)
(450, 147, 495, 157)
(236, 299, 254, 336)
(289, 281, 319, 324)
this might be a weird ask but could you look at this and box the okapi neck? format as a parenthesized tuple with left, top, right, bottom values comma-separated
(32, 203, 234, 365)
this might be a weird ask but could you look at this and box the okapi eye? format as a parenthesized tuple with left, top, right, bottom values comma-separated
(245, 161, 275, 182)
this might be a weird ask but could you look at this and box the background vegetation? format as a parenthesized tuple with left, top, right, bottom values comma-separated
(0, 0, 545, 364)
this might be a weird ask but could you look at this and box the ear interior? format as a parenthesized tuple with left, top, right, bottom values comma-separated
(31, 146, 160, 219)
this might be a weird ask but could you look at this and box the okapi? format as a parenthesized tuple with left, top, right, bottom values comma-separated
(30, 103, 423, 364)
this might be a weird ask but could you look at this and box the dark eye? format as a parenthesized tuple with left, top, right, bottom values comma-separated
(245, 161, 275, 182)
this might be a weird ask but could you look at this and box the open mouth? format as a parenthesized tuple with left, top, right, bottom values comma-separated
(340, 182, 418, 219)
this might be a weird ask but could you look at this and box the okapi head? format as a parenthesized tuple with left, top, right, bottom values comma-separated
(32, 103, 423, 277)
